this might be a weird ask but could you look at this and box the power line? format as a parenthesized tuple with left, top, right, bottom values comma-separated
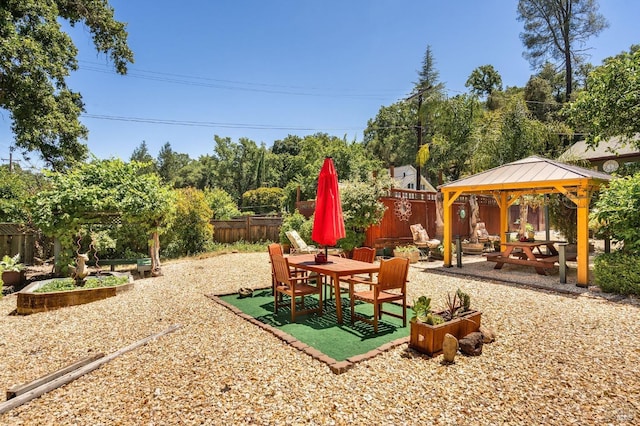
(82, 113, 365, 132)
(78, 61, 399, 100)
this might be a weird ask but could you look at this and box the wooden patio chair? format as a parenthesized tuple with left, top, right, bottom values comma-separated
(267, 243, 310, 295)
(409, 224, 440, 260)
(272, 253, 323, 322)
(326, 246, 377, 299)
(349, 256, 409, 333)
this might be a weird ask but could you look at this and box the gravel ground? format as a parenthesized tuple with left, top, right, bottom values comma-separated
(1, 252, 639, 425)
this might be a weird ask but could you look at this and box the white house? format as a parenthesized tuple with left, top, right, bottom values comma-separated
(389, 165, 436, 192)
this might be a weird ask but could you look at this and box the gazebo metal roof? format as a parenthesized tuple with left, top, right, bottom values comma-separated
(439, 155, 611, 193)
(438, 156, 612, 287)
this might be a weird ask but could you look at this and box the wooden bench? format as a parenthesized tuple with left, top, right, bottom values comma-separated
(485, 253, 559, 274)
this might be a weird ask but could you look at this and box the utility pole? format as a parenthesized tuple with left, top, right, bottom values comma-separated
(406, 86, 431, 191)
(415, 93, 423, 191)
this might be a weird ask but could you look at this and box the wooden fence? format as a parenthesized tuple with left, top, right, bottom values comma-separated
(211, 216, 283, 244)
(0, 223, 36, 265)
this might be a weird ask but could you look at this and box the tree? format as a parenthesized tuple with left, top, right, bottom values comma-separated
(566, 47, 640, 149)
(157, 142, 191, 185)
(517, 0, 608, 101)
(465, 65, 503, 97)
(162, 187, 213, 258)
(29, 159, 174, 273)
(424, 95, 482, 183)
(0, 1, 134, 169)
(363, 101, 417, 168)
(130, 141, 157, 174)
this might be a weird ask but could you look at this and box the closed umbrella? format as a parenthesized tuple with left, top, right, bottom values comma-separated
(312, 157, 346, 258)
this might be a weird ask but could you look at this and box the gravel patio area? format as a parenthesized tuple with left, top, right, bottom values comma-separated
(1, 252, 639, 425)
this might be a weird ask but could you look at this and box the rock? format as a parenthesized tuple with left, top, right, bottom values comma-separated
(442, 333, 458, 363)
(479, 326, 496, 343)
(459, 332, 484, 356)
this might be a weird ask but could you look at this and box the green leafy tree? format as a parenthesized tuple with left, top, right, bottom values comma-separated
(0, 1, 133, 169)
(465, 65, 503, 97)
(336, 176, 392, 251)
(566, 46, 640, 149)
(130, 141, 157, 175)
(517, 0, 608, 101)
(157, 142, 191, 186)
(591, 173, 640, 255)
(524, 76, 558, 121)
(0, 165, 41, 223)
(162, 187, 213, 257)
(242, 187, 284, 215)
(424, 94, 482, 183)
(363, 100, 417, 168)
(470, 94, 569, 172)
(211, 136, 263, 204)
(29, 159, 174, 272)
(204, 188, 241, 220)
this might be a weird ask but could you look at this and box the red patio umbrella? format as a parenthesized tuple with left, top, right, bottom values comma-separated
(312, 157, 346, 257)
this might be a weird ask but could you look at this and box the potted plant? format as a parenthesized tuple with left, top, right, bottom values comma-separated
(393, 245, 420, 263)
(409, 289, 482, 356)
(1, 254, 26, 287)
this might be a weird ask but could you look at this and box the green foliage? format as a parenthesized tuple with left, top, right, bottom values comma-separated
(34, 275, 129, 293)
(567, 47, 640, 148)
(0, 166, 41, 223)
(465, 64, 503, 97)
(591, 173, 640, 255)
(594, 252, 640, 295)
(337, 177, 390, 251)
(548, 194, 578, 244)
(162, 188, 213, 258)
(427, 94, 482, 182)
(0, 0, 134, 169)
(279, 211, 312, 245)
(0, 254, 24, 272)
(242, 187, 284, 215)
(204, 188, 241, 220)
(29, 159, 175, 268)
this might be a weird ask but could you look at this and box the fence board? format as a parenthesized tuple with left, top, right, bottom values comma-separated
(212, 216, 282, 244)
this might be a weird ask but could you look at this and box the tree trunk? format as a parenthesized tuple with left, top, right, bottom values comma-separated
(435, 192, 444, 241)
(518, 199, 529, 239)
(149, 231, 162, 276)
(468, 195, 480, 243)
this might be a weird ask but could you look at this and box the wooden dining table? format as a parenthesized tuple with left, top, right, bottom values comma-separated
(485, 240, 561, 275)
(287, 253, 380, 324)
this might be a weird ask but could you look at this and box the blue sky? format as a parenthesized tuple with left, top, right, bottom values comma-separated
(2, 1, 639, 169)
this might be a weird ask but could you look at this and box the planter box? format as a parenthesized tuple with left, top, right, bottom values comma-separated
(409, 310, 482, 356)
(461, 242, 484, 255)
(16, 273, 133, 315)
(2, 270, 25, 287)
(393, 249, 420, 264)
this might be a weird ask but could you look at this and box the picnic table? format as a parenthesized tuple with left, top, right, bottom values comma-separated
(484, 240, 561, 275)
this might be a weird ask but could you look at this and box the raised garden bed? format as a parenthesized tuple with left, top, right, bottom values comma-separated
(16, 272, 133, 315)
(409, 310, 482, 356)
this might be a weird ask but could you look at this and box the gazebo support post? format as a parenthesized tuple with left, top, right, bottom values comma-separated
(576, 188, 591, 287)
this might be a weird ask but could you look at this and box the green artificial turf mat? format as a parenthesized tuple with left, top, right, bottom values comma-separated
(220, 289, 409, 361)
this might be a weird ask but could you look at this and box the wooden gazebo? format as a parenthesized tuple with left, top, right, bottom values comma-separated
(439, 156, 612, 287)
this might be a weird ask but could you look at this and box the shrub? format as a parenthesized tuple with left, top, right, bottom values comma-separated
(241, 187, 284, 215)
(593, 252, 640, 295)
(204, 188, 241, 220)
(591, 173, 640, 255)
(163, 188, 213, 257)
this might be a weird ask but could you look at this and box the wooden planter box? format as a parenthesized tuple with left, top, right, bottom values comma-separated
(461, 242, 484, 255)
(2, 270, 25, 287)
(393, 249, 420, 264)
(409, 310, 482, 356)
(16, 273, 133, 315)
